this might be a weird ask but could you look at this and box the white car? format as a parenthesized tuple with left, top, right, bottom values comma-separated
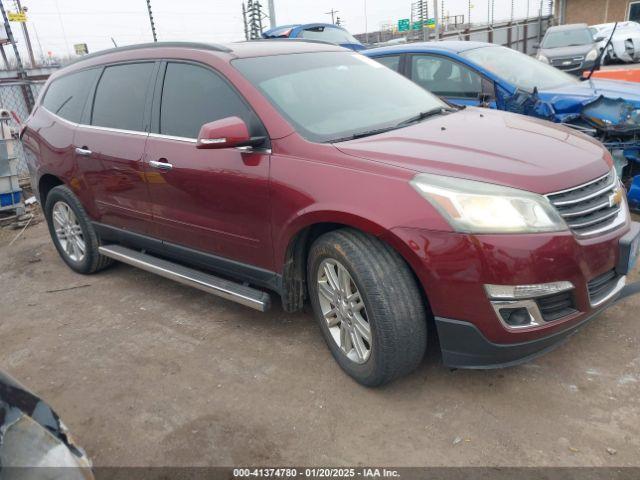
(590, 21, 640, 63)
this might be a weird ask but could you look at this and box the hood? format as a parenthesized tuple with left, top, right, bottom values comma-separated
(539, 43, 596, 58)
(335, 108, 610, 195)
(541, 78, 640, 101)
(533, 79, 640, 131)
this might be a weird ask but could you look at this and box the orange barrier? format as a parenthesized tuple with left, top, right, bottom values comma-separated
(583, 69, 640, 82)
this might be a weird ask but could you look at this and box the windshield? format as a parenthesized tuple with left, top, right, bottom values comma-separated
(542, 28, 594, 48)
(460, 45, 579, 91)
(233, 52, 447, 143)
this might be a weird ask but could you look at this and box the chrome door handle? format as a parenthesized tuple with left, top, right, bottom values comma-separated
(149, 160, 173, 171)
(75, 147, 92, 156)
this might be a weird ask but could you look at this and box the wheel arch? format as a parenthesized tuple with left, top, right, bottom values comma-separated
(278, 211, 433, 318)
(37, 173, 64, 206)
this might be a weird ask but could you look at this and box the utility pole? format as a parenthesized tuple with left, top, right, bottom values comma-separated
(146, 0, 157, 42)
(14, 1, 35, 67)
(242, 2, 249, 40)
(434, 0, 439, 39)
(0, 0, 33, 109)
(267, 0, 276, 28)
(325, 8, 338, 24)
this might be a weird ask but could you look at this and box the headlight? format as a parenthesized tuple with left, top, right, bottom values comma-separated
(410, 174, 568, 234)
(585, 49, 599, 61)
(537, 54, 549, 63)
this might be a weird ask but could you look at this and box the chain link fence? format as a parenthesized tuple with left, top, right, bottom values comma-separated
(0, 80, 45, 176)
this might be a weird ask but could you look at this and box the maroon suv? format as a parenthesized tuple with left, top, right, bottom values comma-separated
(23, 41, 640, 386)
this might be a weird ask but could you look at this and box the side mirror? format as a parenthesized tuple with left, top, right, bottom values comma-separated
(196, 116, 265, 150)
(532, 43, 541, 50)
(595, 36, 606, 42)
(477, 92, 493, 108)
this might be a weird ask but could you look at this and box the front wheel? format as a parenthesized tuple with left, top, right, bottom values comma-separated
(307, 229, 427, 386)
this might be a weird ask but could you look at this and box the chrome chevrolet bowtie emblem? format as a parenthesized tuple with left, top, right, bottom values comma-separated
(609, 188, 623, 208)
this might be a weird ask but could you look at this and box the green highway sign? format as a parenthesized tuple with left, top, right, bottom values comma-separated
(397, 18, 410, 32)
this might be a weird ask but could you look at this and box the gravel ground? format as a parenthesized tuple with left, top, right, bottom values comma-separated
(0, 214, 639, 467)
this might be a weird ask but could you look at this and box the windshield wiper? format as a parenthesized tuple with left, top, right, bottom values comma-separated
(327, 125, 402, 143)
(396, 107, 455, 128)
(326, 107, 456, 143)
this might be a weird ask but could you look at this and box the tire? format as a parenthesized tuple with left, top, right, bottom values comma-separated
(307, 228, 427, 386)
(44, 185, 113, 274)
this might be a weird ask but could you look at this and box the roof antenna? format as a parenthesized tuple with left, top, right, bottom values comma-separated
(111, 37, 118, 48)
(585, 22, 617, 81)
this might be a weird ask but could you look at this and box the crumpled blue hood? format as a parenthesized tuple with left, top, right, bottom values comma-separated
(538, 79, 640, 125)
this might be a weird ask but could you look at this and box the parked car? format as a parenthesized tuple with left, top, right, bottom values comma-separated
(0, 371, 93, 478)
(262, 23, 365, 51)
(535, 24, 603, 75)
(364, 41, 640, 210)
(590, 21, 640, 64)
(23, 41, 640, 386)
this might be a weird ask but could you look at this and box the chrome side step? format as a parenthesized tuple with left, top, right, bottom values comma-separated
(98, 244, 271, 312)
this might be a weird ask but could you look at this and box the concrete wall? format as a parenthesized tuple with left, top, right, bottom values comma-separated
(560, 0, 636, 25)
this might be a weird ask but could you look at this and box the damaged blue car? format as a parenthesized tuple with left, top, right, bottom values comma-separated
(364, 41, 640, 209)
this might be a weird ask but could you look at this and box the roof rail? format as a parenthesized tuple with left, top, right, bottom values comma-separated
(67, 41, 232, 66)
(241, 38, 337, 47)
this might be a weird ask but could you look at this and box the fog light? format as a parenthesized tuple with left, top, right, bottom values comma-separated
(499, 307, 532, 327)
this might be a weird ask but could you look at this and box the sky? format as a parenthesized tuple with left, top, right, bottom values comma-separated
(2, 0, 554, 61)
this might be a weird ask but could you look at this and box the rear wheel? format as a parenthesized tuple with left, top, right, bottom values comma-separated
(44, 185, 113, 274)
(307, 229, 427, 386)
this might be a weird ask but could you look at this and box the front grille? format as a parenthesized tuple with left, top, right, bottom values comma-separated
(587, 269, 619, 304)
(546, 170, 625, 237)
(536, 291, 577, 322)
(551, 56, 584, 70)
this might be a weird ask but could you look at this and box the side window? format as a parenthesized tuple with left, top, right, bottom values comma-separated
(411, 55, 482, 99)
(373, 55, 401, 73)
(41, 69, 98, 123)
(91, 63, 155, 132)
(159, 62, 262, 139)
(629, 2, 640, 21)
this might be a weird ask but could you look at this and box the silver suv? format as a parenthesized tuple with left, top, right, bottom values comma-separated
(536, 23, 603, 75)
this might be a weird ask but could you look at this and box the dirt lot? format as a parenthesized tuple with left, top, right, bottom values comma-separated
(1, 215, 639, 467)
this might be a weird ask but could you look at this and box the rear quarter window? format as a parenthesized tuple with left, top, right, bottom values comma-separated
(372, 55, 401, 72)
(41, 69, 99, 123)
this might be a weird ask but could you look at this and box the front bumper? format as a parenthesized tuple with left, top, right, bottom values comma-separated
(386, 220, 640, 367)
(436, 279, 640, 368)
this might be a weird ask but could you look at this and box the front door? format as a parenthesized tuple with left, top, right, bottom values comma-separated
(408, 54, 496, 108)
(143, 61, 273, 270)
(74, 62, 157, 235)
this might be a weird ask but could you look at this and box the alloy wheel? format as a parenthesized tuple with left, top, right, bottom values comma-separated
(317, 258, 372, 364)
(52, 201, 86, 263)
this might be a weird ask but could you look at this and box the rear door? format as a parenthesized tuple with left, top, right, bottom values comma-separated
(408, 54, 495, 107)
(74, 62, 157, 235)
(143, 61, 272, 270)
